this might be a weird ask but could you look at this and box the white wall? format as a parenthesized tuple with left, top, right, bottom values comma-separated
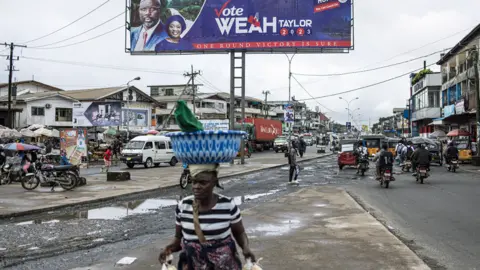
(19, 97, 74, 128)
(0, 82, 56, 97)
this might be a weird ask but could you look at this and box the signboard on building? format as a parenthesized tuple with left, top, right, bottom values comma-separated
(362, 125, 368, 132)
(73, 102, 122, 127)
(284, 104, 294, 123)
(60, 128, 88, 166)
(200, 119, 229, 131)
(122, 109, 149, 127)
(455, 99, 465, 115)
(128, 0, 353, 54)
(443, 104, 455, 118)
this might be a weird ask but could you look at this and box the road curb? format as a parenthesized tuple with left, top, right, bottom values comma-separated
(0, 153, 333, 219)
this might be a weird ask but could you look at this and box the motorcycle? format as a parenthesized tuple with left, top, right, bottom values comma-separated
(21, 162, 78, 191)
(379, 166, 394, 188)
(356, 153, 370, 176)
(0, 163, 13, 185)
(415, 165, 429, 184)
(401, 160, 412, 172)
(447, 158, 458, 173)
(179, 163, 191, 189)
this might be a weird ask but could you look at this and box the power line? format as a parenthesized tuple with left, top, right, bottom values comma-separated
(291, 75, 336, 112)
(22, 56, 184, 75)
(292, 47, 451, 77)
(27, 25, 123, 50)
(197, 75, 224, 93)
(296, 62, 437, 102)
(21, 0, 111, 44)
(29, 11, 124, 48)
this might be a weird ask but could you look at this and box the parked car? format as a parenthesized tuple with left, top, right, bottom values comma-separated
(274, 136, 288, 153)
(120, 136, 177, 168)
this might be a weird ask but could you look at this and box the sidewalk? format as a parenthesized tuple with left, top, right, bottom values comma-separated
(70, 187, 429, 270)
(0, 150, 331, 218)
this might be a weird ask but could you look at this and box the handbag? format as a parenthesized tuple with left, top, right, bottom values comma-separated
(192, 200, 207, 243)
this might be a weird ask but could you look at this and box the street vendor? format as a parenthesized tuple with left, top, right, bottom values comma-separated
(158, 100, 256, 269)
(159, 164, 256, 269)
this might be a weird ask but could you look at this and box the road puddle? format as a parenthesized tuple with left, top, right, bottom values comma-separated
(248, 219, 302, 236)
(15, 198, 178, 224)
(233, 190, 280, 206)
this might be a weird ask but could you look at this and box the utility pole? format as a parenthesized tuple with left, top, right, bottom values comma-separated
(3, 42, 26, 128)
(262, 90, 270, 117)
(184, 65, 201, 116)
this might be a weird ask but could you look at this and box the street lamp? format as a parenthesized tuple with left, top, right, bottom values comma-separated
(285, 53, 296, 149)
(339, 97, 359, 127)
(126, 77, 141, 141)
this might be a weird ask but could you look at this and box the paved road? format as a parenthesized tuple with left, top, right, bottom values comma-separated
(1, 154, 340, 269)
(346, 164, 480, 270)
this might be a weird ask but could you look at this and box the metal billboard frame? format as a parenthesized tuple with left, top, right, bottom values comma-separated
(124, 0, 354, 55)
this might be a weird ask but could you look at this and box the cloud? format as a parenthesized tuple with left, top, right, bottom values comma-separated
(1, 0, 479, 126)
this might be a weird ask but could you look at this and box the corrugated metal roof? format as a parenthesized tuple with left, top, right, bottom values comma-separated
(0, 91, 77, 102)
(0, 80, 64, 92)
(61, 87, 125, 100)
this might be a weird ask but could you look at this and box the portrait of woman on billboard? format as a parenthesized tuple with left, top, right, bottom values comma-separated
(155, 15, 191, 51)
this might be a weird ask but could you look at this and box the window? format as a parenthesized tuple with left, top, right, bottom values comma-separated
(144, 142, 153, 149)
(165, 88, 174, 96)
(151, 87, 159, 96)
(168, 141, 172, 149)
(155, 141, 166, 149)
(32, 107, 45, 116)
(55, 108, 72, 122)
(218, 103, 225, 109)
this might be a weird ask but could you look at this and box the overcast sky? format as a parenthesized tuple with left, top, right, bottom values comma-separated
(0, 0, 479, 127)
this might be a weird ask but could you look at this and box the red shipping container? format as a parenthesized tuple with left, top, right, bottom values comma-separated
(245, 118, 282, 141)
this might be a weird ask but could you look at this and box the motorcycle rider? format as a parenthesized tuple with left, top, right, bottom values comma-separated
(354, 140, 368, 174)
(412, 144, 432, 176)
(395, 139, 406, 165)
(445, 141, 459, 165)
(373, 143, 394, 180)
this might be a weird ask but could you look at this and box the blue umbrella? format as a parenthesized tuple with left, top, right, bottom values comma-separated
(4, 143, 41, 151)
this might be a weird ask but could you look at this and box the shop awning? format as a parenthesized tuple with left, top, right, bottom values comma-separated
(429, 118, 445, 126)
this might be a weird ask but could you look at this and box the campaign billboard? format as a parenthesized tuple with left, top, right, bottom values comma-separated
(72, 102, 122, 127)
(127, 0, 353, 54)
(200, 119, 229, 131)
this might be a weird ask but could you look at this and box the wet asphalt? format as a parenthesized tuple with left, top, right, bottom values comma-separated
(0, 155, 346, 269)
(1, 155, 479, 270)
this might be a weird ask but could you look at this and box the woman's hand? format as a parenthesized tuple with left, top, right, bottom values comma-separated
(158, 247, 172, 264)
(243, 247, 256, 262)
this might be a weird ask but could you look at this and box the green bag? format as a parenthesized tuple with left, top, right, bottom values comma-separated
(174, 100, 204, 132)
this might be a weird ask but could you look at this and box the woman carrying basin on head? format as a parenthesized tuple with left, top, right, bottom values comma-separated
(158, 163, 256, 269)
(155, 15, 190, 51)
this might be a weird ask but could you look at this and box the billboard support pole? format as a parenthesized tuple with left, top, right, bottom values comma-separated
(229, 51, 246, 164)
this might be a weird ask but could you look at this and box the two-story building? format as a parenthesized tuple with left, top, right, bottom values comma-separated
(409, 72, 442, 137)
(0, 80, 64, 127)
(436, 23, 480, 139)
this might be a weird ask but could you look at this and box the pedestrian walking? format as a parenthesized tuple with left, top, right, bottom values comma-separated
(299, 136, 306, 158)
(102, 146, 112, 172)
(288, 144, 299, 184)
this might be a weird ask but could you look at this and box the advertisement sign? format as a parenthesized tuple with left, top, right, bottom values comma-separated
(455, 99, 465, 115)
(73, 102, 122, 127)
(361, 125, 368, 132)
(346, 122, 351, 131)
(122, 109, 149, 127)
(443, 104, 455, 118)
(200, 119, 229, 131)
(60, 129, 88, 166)
(284, 104, 294, 123)
(128, 0, 353, 54)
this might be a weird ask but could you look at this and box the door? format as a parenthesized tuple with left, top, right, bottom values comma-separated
(167, 141, 174, 160)
(143, 141, 155, 163)
(154, 141, 167, 162)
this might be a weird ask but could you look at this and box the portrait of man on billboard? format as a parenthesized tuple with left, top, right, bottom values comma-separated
(130, 0, 168, 51)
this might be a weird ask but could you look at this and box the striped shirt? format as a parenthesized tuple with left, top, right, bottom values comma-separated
(175, 194, 242, 241)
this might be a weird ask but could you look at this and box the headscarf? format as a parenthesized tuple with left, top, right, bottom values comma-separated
(189, 163, 220, 178)
(165, 15, 187, 35)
